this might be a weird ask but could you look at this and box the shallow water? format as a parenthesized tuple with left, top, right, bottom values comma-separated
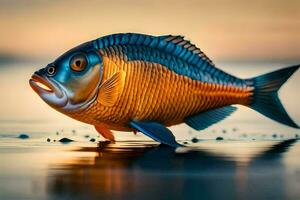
(0, 61, 300, 199)
(1, 136, 300, 200)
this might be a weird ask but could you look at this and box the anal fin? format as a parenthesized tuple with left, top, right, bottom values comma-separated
(185, 106, 237, 131)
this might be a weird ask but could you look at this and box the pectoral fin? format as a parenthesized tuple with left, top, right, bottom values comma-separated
(94, 126, 115, 142)
(129, 121, 182, 148)
(98, 70, 126, 107)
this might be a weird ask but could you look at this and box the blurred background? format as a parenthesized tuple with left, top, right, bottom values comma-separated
(0, 0, 299, 140)
(1, 0, 300, 61)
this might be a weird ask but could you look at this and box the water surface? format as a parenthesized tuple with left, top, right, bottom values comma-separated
(1, 136, 300, 200)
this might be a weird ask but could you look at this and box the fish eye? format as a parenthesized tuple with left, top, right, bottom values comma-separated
(46, 65, 56, 76)
(70, 53, 88, 72)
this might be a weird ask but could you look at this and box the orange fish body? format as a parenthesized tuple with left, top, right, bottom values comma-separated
(69, 49, 252, 131)
(30, 33, 299, 147)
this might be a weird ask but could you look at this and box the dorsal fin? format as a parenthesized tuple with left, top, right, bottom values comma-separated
(93, 33, 215, 67)
(163, 35, 214, 66)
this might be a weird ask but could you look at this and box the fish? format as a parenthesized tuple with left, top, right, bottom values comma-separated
(29, 33, 299, 147)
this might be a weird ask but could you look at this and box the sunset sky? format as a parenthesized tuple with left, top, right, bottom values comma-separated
(0, 0, 299, 62)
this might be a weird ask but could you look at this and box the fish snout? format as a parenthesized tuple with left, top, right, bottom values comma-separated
(29, 71, 64, 98)
(29, 73, 53, 94)
(33, 67, 47, 77)
(29, 72, 67, 107)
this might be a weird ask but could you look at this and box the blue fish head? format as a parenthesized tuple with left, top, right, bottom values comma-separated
(30, 41, 103, 112)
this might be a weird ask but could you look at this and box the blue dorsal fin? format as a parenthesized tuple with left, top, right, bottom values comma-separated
(129, 121, 182, 148)
(161, 35, 215, 66)
(93, 33, 214, 67)
(185, 106, 237, 131)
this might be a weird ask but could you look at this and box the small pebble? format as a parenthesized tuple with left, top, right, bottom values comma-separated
(272, 134, 277, 138)
(295, 134, 299, 138)
(222, 130, 227, 134)
(183, 141, 188, 144)
(89, 138, 96, 142)
(47, 138, 51, 142)
(84, 135, 90, 138)
(216, 137, 224, 141)
(59, 138, 73, 143)
(191, 138, 199, 143)
(18, 134, 29, 139)
(56, 131, 59, 135)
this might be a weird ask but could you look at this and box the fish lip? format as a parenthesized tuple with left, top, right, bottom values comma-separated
(29, 74, 63, 98)
(29, 70, 99, 112)
(29, 74, 54, 94)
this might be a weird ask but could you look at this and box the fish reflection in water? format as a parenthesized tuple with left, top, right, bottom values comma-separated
(47, 139, 298, 200)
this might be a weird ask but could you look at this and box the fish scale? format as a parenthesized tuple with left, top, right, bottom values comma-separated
(69, 47, 252, 131)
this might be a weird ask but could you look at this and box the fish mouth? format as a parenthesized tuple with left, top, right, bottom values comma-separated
(29, 74, 55, 94)
(29, 65, 101, 112)
(29, 73, 67, 108)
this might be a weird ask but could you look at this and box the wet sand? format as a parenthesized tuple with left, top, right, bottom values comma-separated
(1, 136, 300, 200)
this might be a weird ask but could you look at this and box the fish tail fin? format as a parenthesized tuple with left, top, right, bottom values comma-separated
(246, 64, 299, 128)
